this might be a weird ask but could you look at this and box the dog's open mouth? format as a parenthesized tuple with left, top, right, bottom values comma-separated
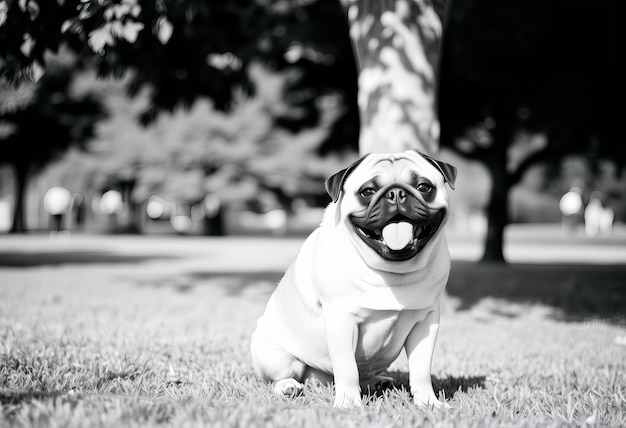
(352, 211, 445, 261)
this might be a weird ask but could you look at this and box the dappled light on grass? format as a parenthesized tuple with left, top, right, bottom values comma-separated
(1, 237, 625, 426)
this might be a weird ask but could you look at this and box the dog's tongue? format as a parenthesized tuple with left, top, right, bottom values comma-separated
(381, 222, 414, 251)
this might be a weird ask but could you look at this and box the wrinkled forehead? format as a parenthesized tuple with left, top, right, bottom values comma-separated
(348, 152, 442, 186)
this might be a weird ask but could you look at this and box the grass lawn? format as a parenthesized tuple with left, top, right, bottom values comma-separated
(0, 236, 625, 427)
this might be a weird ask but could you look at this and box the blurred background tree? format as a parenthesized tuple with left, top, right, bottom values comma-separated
(0, 0, 358, 144)
(0, 0, 359, 233)
(61, 62, 351, 234)
(0, 52, 105, 233)
(438, 0, 626, 261)
(1, 0, 624, 260)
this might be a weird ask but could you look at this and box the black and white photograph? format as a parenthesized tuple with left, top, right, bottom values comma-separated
(1, 0, 625, 426)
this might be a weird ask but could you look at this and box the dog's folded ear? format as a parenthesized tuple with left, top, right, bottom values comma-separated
(325, 155, 369, 202)
(418, 152, 458, 190)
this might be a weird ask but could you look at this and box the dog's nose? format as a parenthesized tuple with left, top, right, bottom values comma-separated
(385, 188, 407, 204)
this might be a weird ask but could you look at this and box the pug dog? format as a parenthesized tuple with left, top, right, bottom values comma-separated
(250, 150, 457, 409)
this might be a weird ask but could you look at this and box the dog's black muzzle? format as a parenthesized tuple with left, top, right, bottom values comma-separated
(350, 183, 446, 261)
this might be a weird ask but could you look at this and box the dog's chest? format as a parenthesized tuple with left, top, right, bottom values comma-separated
(355, 308, 427, 364)
(343, 268, 444, 312)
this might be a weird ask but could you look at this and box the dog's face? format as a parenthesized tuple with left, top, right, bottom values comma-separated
(326, 151, 457, 263)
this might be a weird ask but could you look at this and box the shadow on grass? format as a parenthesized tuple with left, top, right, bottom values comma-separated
(135, 271, 283, 295)
(0, 390, 62, 405)
(0, 390, 67, 418)
(187, 271, 283, 295)
(448, 261, 626, 323)
(365, 371, 486, 401)
(136, 262, 626, 323)
(0, 251, 176, 267)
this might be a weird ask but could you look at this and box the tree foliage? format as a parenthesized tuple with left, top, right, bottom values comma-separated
(0, 52, 105, 232)
(40, 63, 351, 234)
(4, 0, 624, 246)
(1, 0, 358, 147)
(0, 0, 360, 232)
(440, 0, 626, 164)
(438, 0, 626, 260)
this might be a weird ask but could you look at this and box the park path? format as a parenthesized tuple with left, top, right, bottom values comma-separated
(1, 224, 625, 272)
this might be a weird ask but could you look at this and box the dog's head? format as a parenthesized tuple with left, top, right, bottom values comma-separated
(325, 151, 456, 264)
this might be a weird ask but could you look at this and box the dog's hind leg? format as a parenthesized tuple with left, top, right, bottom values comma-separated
(250, 334, 307, 397)
(273, 378, 304, 398)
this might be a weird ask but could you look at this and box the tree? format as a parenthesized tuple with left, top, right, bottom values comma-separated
(338, 0, 626, 262)
(337, 0, 444, 155)
(1, 0, 362, 232)
(1, 0, 363, 232)
(438, 0, 626, 261)
(1, 0, 358, 146)
(43, 62, 349, 234)
(0, 53, 104, 233)
(7, 0, 622, 254)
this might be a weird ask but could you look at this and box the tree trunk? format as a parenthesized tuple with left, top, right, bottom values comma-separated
(481, 107, 514, 263)
(10, 163, 29, 234)
(121, 181, 141, 234)
(338, 0, 443, 155)
(481, 150, 508, 263)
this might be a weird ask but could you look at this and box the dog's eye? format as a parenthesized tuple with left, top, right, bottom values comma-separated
(360, 188, 376, 198)
(417, 183, 433, 194)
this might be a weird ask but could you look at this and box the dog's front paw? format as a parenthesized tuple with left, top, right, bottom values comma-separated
(274, 378, 304, 398)
(333, 386, 363, 409)
(412, 389, 450, 410)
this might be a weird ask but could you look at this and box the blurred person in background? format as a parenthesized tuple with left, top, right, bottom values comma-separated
(584, 192, 614, 237)
(559, 184, 583, 234)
